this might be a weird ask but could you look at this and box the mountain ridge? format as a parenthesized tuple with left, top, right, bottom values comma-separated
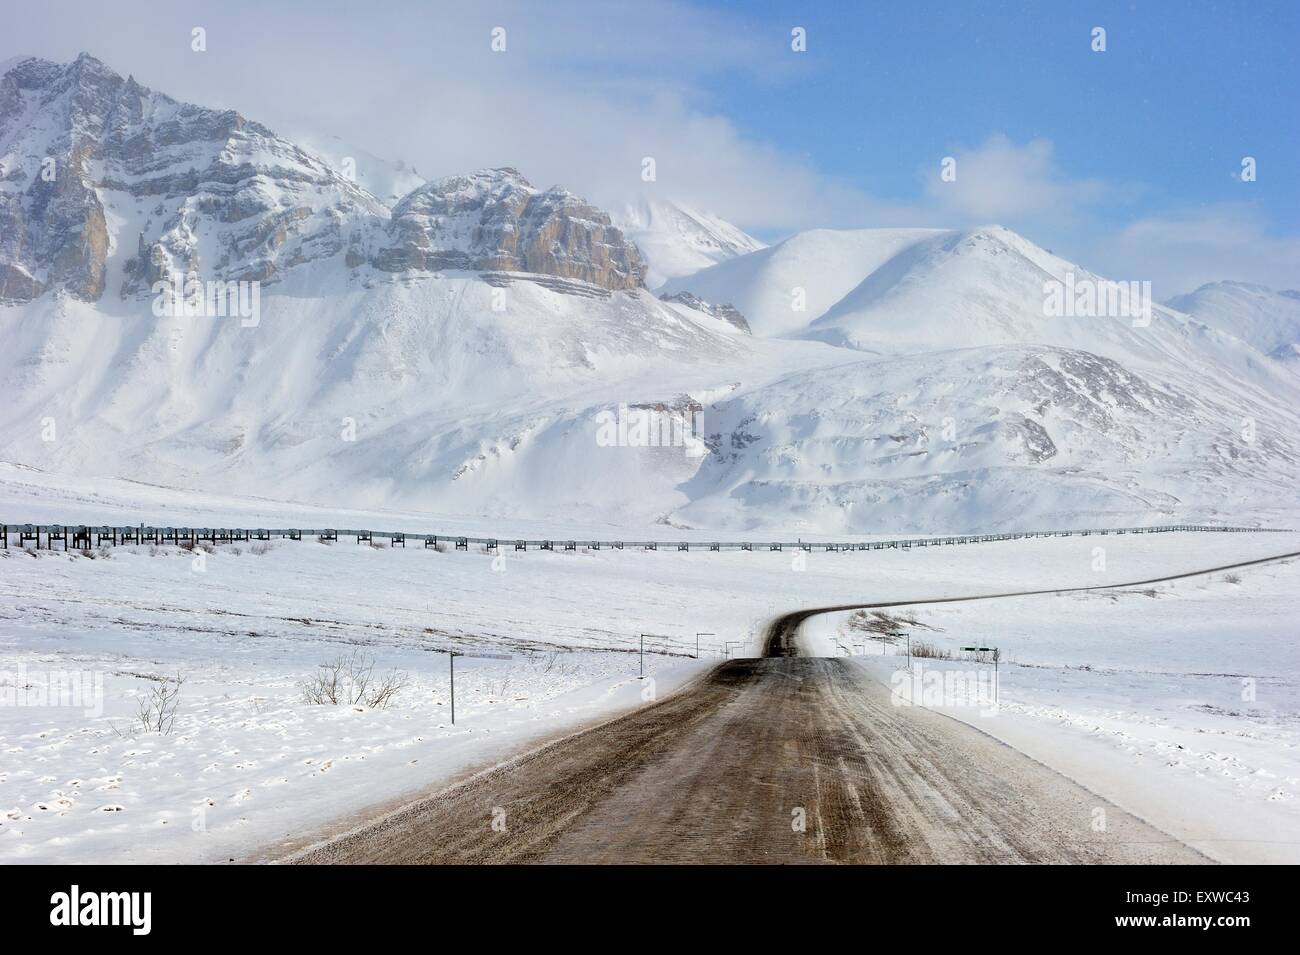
(1, 52, 1296, 532)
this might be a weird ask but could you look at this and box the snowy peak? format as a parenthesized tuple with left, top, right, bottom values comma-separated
(796, 224, 1224, 368)
(614, 197, 764, 287)
(803, 225, 1074, 348)
(0, 53, 385, 303)
(1165, 281, 1300, 359)
(373, 167, 646, 291)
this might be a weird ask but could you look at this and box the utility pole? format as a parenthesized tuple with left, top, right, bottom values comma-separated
(695, 632, 715, 660)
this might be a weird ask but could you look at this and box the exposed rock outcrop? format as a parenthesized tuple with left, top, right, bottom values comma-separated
(373, 168, 645, 291)
(659, 290, 751, 333)
(0, 54, 385, 304)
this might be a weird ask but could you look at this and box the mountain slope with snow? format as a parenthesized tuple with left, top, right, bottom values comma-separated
(677, 345, 1300, 532)
(614, 197, 764, 288)
(1166, 281, 1300, 360)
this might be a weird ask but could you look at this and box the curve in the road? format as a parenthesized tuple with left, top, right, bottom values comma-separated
(764, 549, 1300, 656)
(280, 553, 1300, 864)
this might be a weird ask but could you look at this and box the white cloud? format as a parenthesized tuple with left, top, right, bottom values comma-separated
(922, 135, 1110, 223)
(1096, 205, 1300, 298)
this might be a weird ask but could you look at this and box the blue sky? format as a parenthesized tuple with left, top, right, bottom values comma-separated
(5, 0, 1297, 294)
(712, 1, 1297, 227)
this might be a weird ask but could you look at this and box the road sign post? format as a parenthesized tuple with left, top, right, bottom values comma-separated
(960, 646, 1000, 704)
(442, 648, 513, 726)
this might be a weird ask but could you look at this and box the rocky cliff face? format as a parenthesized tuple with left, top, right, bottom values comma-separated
(374, 168, 645, 290)
(0, 54, 386, 304)
(0, 55, 644, 305)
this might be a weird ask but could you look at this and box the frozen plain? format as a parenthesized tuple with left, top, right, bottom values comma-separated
(1, 469, 1297, 863)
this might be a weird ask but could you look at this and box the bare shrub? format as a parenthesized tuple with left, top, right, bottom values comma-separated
(846, 609, 943, 638)
(910, 641, 951, 660)
(1224, 573, 1242, 585)
(301, 650, 408, 709)
(115, 673, 184, 736)
(956, 647, 1003, 664)
(250, 542, 272, 556)
(367, 670, 409, 708)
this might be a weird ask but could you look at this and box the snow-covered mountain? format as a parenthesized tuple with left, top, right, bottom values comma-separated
(0, 55, 647, 302)
(678, 345, 1297, 532)
(1, 53, 1296, 532)
(1166, 281, 1300, 361)
(613, 197, 764, 288)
